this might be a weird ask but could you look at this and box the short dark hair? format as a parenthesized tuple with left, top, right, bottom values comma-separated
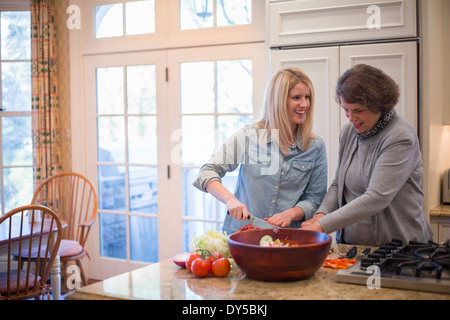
(336, 64, 400, 113)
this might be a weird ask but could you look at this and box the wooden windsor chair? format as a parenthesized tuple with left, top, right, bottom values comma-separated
(0, 205, 63, 300)
(27, 172, 98, 290)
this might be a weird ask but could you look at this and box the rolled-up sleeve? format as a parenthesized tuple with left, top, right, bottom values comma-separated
(192, 164, 222, 192)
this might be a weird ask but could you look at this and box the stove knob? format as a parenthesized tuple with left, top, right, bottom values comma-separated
(360, 258, 378, 268)
(373, 249, 388, 258)
(380, 245, 397, 252)
(391, 239, 403, 247)
(368, 253, 384, 260)
(386, 241, 402, 248)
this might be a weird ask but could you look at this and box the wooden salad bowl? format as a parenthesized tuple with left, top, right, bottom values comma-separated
(227, 228, 331, 282)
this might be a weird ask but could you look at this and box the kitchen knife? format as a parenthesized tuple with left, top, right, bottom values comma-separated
(249, 215, 278, 230)
(227, 211, 278, 230)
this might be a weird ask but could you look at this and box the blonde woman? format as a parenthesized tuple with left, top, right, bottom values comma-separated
(194, 67, 328, 234)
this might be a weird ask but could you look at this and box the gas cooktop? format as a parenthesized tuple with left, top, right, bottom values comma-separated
(335, 239, 450, 294)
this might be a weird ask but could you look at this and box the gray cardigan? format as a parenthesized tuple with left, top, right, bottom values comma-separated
(317, 115, 433, 246)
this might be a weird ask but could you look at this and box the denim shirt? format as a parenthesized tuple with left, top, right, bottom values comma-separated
(193, 124, 328, 235)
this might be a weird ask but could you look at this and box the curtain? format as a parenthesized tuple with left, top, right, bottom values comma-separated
(30, 0, 62, 189)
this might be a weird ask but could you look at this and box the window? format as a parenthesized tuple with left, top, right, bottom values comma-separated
(82, 0, 264, 55)
(94, 0, 155, 38)
(179, 0, 252, 30)
(0, 9, 32, 215)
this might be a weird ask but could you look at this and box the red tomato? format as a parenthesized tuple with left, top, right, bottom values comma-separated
(211, 252, 223, 259)
(211, 258, 231, 277)
(190, 258, 211, 278)
(186, 253, 201, 272)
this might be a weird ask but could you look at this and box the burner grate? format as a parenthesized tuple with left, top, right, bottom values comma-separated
(335, 239, 450, 294)
(373, 242, 450, 280)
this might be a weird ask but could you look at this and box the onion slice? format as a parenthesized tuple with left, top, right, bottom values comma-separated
(172, 252, 192, 268)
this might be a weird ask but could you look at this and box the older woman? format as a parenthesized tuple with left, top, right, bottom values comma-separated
(194, 67, 328, 235)
(302, 64, 433, 246)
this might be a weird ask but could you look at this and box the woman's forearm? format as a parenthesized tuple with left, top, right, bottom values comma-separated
(205, 180, 235, 204)
(206, 180, 250, 220)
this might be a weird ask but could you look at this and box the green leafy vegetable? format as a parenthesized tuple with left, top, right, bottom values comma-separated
(189, 230, 231, 259)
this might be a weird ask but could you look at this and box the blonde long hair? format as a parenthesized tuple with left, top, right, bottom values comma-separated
(257, 67, 315, 154)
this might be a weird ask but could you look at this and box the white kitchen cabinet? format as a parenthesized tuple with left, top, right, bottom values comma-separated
(431, 217, 450, 243)
(430, 206, 450, 243)
(339, 41, 417, 131)
(268, 0, 417, 48)
(270, 41, 417, 184)
(439, 222, 450, 243)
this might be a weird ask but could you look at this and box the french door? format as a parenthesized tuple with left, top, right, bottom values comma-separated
(85, 50, 168, 278)
(85, 43, 265, 280)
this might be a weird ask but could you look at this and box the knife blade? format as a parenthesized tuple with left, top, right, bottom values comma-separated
(227, 211, 277, 230)
(249, 215, 277, 230)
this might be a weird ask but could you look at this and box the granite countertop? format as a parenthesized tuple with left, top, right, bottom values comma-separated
(65, 245, 449, 301)
(430, 204, 450, 218)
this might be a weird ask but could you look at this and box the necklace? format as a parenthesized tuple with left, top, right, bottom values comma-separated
(355, 109, 396, 140)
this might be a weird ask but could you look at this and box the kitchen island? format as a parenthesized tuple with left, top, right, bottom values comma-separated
(65, 245, 449, 300)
